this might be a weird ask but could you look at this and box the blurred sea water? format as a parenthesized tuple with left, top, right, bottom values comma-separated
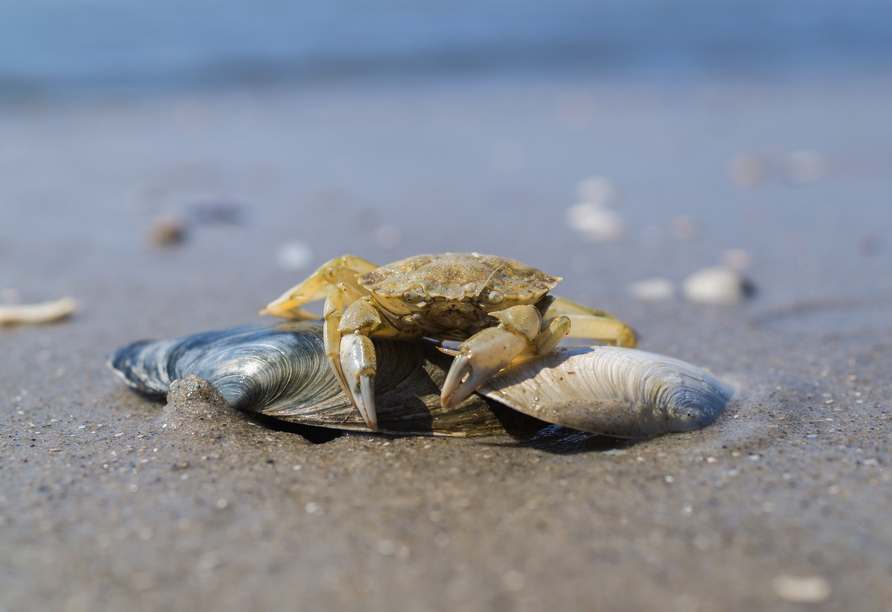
(1, 0, 891, 100)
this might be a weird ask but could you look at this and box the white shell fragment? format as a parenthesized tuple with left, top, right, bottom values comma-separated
(566, 203, 625, 242)
(772, 575, 832, 603)
(0, 297, 78, 324)
(682, 266, 751, 305)
(479, 346, 734, 438)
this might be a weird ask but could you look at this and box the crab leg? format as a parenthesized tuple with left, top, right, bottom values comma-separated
(440, 316, 572, 361)
(562, 315, 638, 348)
(441, 304, 543, 408)
(544, 295, 619, 319)
(336, 297, 388, 430)
(531, 315, 572, 355)
(322, 284, 351, 396)
(261, 254, 378, 319)
(340, 334, 378, 430)
(545, 295, 638, 348)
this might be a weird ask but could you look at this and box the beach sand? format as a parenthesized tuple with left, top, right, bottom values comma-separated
(1, 73, 891, 611)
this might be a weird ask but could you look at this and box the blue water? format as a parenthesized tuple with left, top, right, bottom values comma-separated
(1, 0, 891, 99)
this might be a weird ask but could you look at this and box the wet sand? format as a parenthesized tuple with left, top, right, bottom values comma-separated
(1, 73, 891, 611)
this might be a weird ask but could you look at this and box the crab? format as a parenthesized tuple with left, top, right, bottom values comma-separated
(261, 253, 637, 430)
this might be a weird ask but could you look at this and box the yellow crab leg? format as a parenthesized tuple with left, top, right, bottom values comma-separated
(260, 254, 378, 319)
(545, 295, 637, 348)
(336, 296, 411, 430)
(562, 315, 637, 348)
(322, 283, 352, 400)
(544, 295, 621, 320)
(531, 315, 572, 355)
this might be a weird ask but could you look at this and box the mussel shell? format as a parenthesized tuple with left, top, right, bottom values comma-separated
(480, 346, 734, 438)
(108, 321, 543, 436)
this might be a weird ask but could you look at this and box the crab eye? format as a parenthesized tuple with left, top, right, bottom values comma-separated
(402, 285, 427, 304)
(485, 289, 504, 304)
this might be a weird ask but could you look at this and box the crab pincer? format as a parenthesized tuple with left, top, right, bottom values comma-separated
(339, 333, 378, 429)
(331, 296, 385, 430)
(441, 304, 570, 408)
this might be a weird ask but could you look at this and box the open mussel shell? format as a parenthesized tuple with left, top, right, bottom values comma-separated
(479, 346, 735, 438)
(109, 322, 734, 438)
(108, 321, 543, 436)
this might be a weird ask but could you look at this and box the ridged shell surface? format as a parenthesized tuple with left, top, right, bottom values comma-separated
(479, 346, 735, 438)
(108, 321, 541, 436)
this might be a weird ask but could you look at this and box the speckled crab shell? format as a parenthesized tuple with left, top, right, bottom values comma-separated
(358, 252, 561, 308)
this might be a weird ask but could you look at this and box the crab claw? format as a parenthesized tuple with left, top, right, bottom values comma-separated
(441, 326, 529, 408)
(442, 305, 543, 408)
(340, 334, 378, 430)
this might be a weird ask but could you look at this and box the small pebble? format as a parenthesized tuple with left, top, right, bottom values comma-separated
(630, 277, 675, 302)
(566, 203, 625, 242)
(728, 154, 764, 186)
(773, 575, 831, 603)
(276, 241, 314, 271)
(148, 215, 188, 246)
(683, 267, 752, 305)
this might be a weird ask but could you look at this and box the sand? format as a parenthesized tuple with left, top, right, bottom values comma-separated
(1, 72, 891, 611)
